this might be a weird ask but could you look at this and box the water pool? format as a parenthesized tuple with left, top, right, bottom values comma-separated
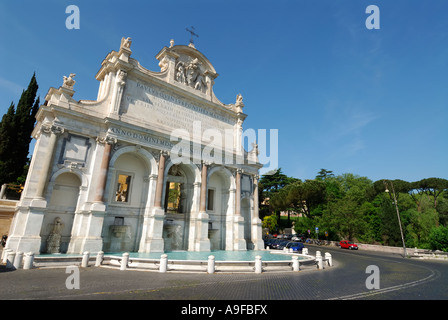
(105, 250, 307, 261)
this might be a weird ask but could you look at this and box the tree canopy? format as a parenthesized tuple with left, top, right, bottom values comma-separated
(258, 168, 448, 251)
(0, 73, 39, 186)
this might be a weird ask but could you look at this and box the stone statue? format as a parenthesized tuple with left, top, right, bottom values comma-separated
(292, 221, 296, 235)
(236, 93, 243, 105)
(117, 70, 127, 86)
(120, 37, 132, 50)
(175, 62, 187, 84)
(186, 58, 206, 90)
(159, 56, 169, 72)
(46, 217, 64, 254)
(62, 73, 76, 89)
(194, 72, 205, 90)
(251, 142, 259, 156)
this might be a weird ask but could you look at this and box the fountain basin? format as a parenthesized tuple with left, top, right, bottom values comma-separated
(102, 250, 315, 273)
(34, 250, 315, 273)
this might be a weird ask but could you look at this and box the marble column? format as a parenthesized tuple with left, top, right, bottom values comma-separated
(233, 168, 246, 250)
(94, 137, 115, 203)
(235, 169, 242, 216)
(68, 136, 115, 254)
(138, 174, 159, 253)
(6, 123, 64, 254)
(251, 175, 264, 250)
(199, 162, 208, 213)
(253, 175, 259, 219)
(154, 151, 167, 209)
(34, 124, 64, 202)
(195, 162, 210, 251)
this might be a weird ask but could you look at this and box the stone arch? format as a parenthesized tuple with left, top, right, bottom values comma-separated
(41, 172, 82, 253)
(207, 166, 236, 190)
(161, 160, 201, 251)
(163, 160, 201, 213)
(109, 145, 157, 176)
(48, 167, 88, 191)
(103, 146, 155, 252)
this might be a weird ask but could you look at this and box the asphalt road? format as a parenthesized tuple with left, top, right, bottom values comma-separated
(0, 245, 447, 304)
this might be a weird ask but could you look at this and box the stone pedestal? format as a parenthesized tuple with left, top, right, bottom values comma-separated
(251, 218, 264, 250)
(138, 207, 165, 253)
(67, 210, 105, 254)
(233, 215, 246, 250)
(6, 206, 46, 254)
(194, 211, 211, 252)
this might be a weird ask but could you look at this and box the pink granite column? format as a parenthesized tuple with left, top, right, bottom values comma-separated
(154, 151, 167, 209)
(235, 168, 242, 216)
(253, 174, 259, 218)
(199, 162, 208, 212)
(94, 137, 115, 202)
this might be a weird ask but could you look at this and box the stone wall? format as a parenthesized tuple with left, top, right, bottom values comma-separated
(0, 200, 17, 236)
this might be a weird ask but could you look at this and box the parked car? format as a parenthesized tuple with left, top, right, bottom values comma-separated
(339, 240, 358, 250)
(277, 240, 290, 250)
(270, 239, 289, 250)
(285, 241, 304, 252)
(267, 239, 281, 249)
(291, 234, 305, 242)
(264, 238, 276, 249)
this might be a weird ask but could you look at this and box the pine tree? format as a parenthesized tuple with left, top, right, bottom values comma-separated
(0, 73, 39, 185)
(0, 102, 18, 184)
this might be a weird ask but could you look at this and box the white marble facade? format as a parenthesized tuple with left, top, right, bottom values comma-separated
(6, 38, 264, 255)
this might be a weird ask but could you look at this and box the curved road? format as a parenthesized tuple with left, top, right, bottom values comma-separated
(0, 245, 447, 302)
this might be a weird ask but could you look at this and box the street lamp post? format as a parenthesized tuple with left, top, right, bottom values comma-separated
(383, 180, 407, 258)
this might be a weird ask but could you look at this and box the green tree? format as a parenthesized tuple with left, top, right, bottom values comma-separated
(259, 168, 295, 197)
(428, 225, 448, 252)
(269, 185, 293, 225)
(0, 73, 39, 186)
(436, 193, 448, 226)
(377, 193, 404, 246)
(262, 215, 278, 233)
(0, 102, 18, 184)
(320, 174, 372, 241)
(316, 168, 334, 180)
(412, 178, 448, 209)
(259, 168, 297, 218)
(327, 198, 366, 241)
(285, 179, 326, 219)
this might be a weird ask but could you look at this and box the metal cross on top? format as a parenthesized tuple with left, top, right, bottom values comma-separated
(186, 26, 199, 45)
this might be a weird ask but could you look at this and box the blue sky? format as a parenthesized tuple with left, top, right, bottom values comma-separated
(0, 0, 447, 183)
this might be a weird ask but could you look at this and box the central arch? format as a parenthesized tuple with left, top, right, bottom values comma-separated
(102, 146, 157, 253)
(162, 161, 200, 251)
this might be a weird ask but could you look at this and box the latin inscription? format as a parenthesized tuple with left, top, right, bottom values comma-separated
(109, 127, 173, 149)
(122, 79, 235, 134)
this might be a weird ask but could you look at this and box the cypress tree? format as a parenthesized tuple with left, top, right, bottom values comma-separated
(0, 102, 18, 184)
(0, 73, 39, 185)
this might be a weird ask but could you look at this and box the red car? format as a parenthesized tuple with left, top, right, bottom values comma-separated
(339, 240, 358, 250)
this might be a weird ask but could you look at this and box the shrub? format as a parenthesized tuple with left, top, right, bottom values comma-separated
(428, 226, 448, 252)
